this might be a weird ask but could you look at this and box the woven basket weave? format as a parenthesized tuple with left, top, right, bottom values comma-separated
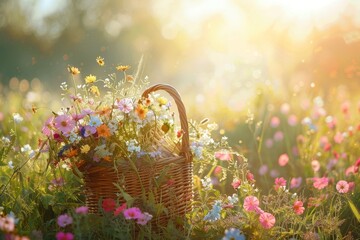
(79, 84, 193, 225)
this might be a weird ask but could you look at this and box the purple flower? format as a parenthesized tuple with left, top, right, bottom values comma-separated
(75, 206, 89, 215)
(57, 214, 73, 227)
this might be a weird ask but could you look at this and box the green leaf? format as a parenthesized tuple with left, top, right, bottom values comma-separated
(348, 200, 360, 223)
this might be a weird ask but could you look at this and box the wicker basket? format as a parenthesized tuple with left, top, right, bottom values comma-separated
(79, 84, 193, 226)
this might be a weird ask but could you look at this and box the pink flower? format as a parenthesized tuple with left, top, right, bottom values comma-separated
(274, 177, 286, 190)
(136, 212, 153, 225)
(270, 116, 280, 128)
(231, 179, 241, 189)
(265, 138, 273, 148)
(336, 180, 349, 193)
(42, 117, 54, 136)
(341, 101, 350, 115)
(288, 114, 298, 126)
(258, 165, 268, 175)
(214, 151, 232, 161)
(102, 198, 116, 212)
(313, 177, 329, 190)
(54, 115, 76, 134)
(273, 131, 284, 142)
(334, 132, 344, 144)
(114, 203, 127, 217)
(243, 196, 260, 212)
(348, 182, 355, 192)
(214, 166, 222, 175)
(56, 232, 74, 240)
(57, 214, 73, 227)
(278, 154, 289, 167)
(246, 172, 255, 183)
(311, 160, 320, 172)
(123, 207, 142, 220)
(75, 206, 88, 215)
(345, 165, 356, 176)
(290, 177, 302, 189)
(0, 215, 15, 232)
(293, 200, 305, 215)
(117, 98, 134, 113)
(259, 212, 276, 229)
(71, 113, 85, 122)
(83, 125, 97, 137)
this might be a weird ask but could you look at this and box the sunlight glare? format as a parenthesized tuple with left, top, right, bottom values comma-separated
(260, 0, 343, 19)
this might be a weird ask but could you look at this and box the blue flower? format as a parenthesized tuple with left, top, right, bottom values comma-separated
(88, 115, 102, 127)
(222, 228, 246, 240)
(203, 200, 222, 222)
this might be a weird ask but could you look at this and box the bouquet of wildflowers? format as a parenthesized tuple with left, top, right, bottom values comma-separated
(42, 59, 181, 173)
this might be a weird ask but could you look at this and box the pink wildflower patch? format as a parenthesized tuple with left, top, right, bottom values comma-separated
(56, 232, 74, 240)
(313, 177, 329, 190)
(293, 200, 305, 215)
(259, 212, 275, 229)
(243, 196, 259, 212)
(123, 207, 142, 220)
(278, 154, 289, 167)
(336, 180, 349, 193)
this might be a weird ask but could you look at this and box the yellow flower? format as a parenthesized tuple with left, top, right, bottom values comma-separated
(85, 74, 96, 84)
(80, 144, 90, 154)
(157, 97, 168, 106)
(89, 86, 100, 96)
(116, 65, 131, 71)
(68, 66, 80, 75)
(96, 56, 105, 66)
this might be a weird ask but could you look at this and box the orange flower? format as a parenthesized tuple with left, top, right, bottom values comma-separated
(135, 104, 148, 120)
(97, 124, 111, 138)
(65, 148, 78, 158)
(102, 156, 111, 162)
(96, 107, 111, 116)
(126, 75, 134, 82)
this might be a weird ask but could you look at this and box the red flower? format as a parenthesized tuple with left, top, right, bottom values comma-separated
(102, 198, 116, 212)
(114, 203, 127, 216)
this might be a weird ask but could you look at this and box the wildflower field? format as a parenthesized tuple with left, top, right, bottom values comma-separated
(1, 0, 360, 239)
(0, 59, 359, 239)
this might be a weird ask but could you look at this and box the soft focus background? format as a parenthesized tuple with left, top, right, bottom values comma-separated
(1, 0, 360, 186)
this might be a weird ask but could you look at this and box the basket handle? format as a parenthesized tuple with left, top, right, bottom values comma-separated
(142, 84, 192, 163)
